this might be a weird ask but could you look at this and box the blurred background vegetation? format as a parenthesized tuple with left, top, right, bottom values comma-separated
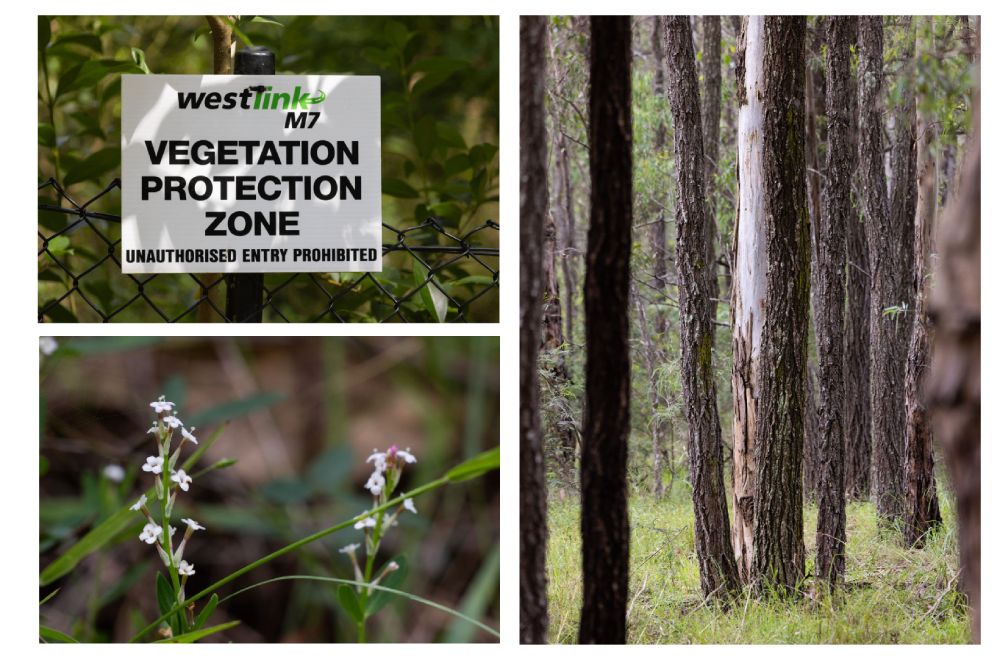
(39, 336, 500, 642)
(38, 16, 499, 322)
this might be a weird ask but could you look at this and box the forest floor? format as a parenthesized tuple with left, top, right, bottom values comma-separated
(546, 482, 969, 643)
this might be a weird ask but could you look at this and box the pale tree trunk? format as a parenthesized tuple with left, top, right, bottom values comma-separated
(519, 15, 548, 645)
(730, 15, 763, 582)
(859, 17, 906, 525)
(814, 16, 853, 591)
(747, 15, 810, 594)
(927, 82, 979, 644)
(578, 15, 631, 645)
(663, 15, 741, 600)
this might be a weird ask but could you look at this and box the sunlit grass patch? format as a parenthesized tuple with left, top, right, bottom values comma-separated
(546, 485, 969, 644)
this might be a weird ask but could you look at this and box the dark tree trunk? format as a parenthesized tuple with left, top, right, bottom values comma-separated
(542, 212, 564, 351)
(662, 15, 741, 601)
(842, 15, 870, 500)
(748, 15, 810, 594)
(578, 15, 632, 645)
(519, 15, 548, 645)
(928, 82, 979, 643)
(858, 17, 905, 524)
(814, 15, 853, 590)
(701, 15, 722, 312)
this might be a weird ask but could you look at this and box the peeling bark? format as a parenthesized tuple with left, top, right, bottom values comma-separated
(519, 15, 548, 645)
(663, 15, 741, 600)
(578, 15, 632, 645)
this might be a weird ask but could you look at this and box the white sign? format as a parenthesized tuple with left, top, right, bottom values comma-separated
(121, 74, 381, 273)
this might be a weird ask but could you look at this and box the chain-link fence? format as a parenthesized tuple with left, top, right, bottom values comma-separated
(38, 178, 499, 323)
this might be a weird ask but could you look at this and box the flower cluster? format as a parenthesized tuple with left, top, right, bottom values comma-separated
(130, 396, 205, 603)
(341, 445, 419, 595)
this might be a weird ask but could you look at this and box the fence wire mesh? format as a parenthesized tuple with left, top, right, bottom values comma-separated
(38, 178, 499, 323)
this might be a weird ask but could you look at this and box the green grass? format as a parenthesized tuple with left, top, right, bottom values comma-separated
(546, 483, 970, 644)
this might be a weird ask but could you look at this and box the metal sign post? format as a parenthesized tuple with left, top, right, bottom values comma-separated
(225, 46, 274, 322)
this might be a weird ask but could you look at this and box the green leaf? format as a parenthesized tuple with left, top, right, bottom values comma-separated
(154, 620, 239, 643)
(131, 47, 151, 74)
(188, 391, 285, 427)
(39, 123, 55, 148)
(444, 153, 471, 176)
(414, 116, 437, 160)
(412, 56, 468, 75)
(428, 201, 463, 225)
(384, 20, 413, 52)
(250, 16, 284, 27)
(39, 625, 77, 643)
(382, 178, 419, 199)
(46, 237, 71, 256)
(435, 122, 466, 150)
(39, 588, 60, 606)
(337, 584, 365, 624)
(156, 572, 175, 617)
(469, 143, 498, 167)
(413, 262, 447, 323)
(193, 594, 219, 630)
(446, 447, 499, 482)
(50, 34, 103, 53)
(365, 555, 408, 616)
(62, 147, 120, 187)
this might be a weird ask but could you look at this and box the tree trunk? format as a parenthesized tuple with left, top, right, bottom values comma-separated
(662, 15, 741, 601)
(842, 15, 870, 500)
(732, 16, 809, 592)
(927, 79, 979, 643)
(578, 15, 632, 645)
(858, 17, 906, 524)
(519, 15, 548, 645)
(542, 213, 564, 351)
(814, 16, 853, 590)
(701, 16, 722, 313)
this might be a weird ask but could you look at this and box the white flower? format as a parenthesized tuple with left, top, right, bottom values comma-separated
(398, 447, 417, 464)
(403, 498, 417, 514)
(162, 414, 184, 429)
(181, 518, 205, 531)
(364, 470, 385, 496)
(39, 336, 59, 356)
(171, 469, 192, 491)
(353, 517, 377, 530)
(180, 426, 198, 444)
(103, 464, 125, 482)
(142, 455, 164, 475)
(130, 494, 147, 512)
(177, 560, 196, 576)
(387, 561, 400, 571)
(139, 522, 162, 544)
(339, 543, 361, 554)
(150, 397, 175, 414)
(366, 450, 387, 472)
(146, 422, 159, 434)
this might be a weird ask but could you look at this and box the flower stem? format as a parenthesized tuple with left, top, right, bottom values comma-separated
(129, 476, 450, 642)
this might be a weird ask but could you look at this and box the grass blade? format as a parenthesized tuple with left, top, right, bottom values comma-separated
(154, 620, 239, 643)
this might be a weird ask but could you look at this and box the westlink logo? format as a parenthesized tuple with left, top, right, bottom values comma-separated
(177, 86, 327, 111)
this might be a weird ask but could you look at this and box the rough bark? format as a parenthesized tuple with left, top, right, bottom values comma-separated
(746, 16, 809, 594)
(842, 15, 870, 500)
(519, 15, 548, 645)
(814, 16, 853, 590)
(702, 16, 722, 311)
(927, 80, 979, 643)
(578, 15, 632, 645)
(542, 212, 564, 351)
(662, 15, 741, 601)
(858, 17, 905, 524)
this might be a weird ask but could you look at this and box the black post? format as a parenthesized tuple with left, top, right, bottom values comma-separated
(225, 46, 275, 322)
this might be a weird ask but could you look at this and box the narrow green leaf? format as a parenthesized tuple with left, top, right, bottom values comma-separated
(446, 447, 500, 482)
(131, 47, 151, 74)
(155, 573, 174, 617)
(414, 262, 447, 322)
(62, 147, 120, 187)
(39, 625, 78, 643)
(193, 594, 219, 630)
(39, 588, 60, 606)
(250, 16, 284, 27)
(154, 620, 239, 643)
(337, 585, 365, 624)
(442, 545, 499, 642)
(365, 555, 408, 616)
(382, 178, 420, 199)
